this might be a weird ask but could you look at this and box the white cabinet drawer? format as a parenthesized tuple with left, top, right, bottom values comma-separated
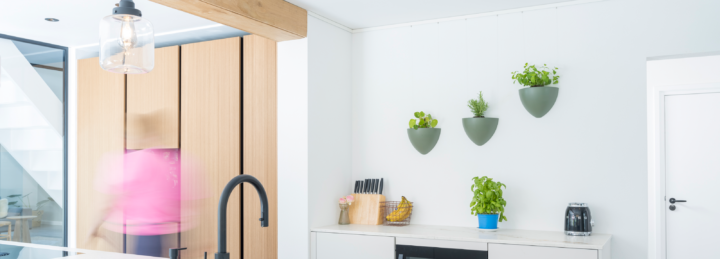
(317, 232, 395, 259)
(489, 244, 597, 259)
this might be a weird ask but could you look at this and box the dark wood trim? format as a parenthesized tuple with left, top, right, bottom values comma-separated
(31, 63, 64, 71)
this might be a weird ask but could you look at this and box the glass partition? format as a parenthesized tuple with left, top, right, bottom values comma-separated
(0, 34, 67, 247)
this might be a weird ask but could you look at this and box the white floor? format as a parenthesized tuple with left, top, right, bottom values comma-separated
(27, 224, 63, 246)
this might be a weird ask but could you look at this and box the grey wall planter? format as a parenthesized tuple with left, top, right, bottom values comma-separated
(519, 86, 559, 118)
(407, 128, 441, 155)
(462, 117, 499, 146)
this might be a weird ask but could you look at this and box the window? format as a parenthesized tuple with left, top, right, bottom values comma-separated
(0, 34, 67, 247)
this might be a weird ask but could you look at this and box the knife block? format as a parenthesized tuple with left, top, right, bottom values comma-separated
(349, 194, 386, 225)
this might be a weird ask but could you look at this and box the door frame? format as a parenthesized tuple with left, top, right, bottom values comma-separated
(648, 82, 720, 259)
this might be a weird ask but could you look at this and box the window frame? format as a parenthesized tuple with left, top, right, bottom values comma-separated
(0, 33, 69, 247)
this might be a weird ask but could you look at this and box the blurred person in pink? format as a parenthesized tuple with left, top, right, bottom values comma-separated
(88, 110, 206, 257)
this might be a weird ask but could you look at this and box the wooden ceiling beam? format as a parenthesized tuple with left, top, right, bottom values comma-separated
(150, 0, 307, 42)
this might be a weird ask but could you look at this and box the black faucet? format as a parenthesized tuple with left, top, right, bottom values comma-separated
(169, 175, 269, 259)
(216, 175, 269, 259)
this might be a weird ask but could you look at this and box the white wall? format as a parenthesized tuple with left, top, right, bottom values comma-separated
(307, 15, 353, 233)
(277, 15, 352, 259)
(349, 1, 720, 259)
(34, 66, 63, 101)
(278, 37, 309, 258)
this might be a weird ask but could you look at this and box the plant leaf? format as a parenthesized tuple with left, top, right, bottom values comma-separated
(470, 176, 508, 217)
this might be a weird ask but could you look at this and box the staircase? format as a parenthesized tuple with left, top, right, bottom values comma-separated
(0, 39, 65, 208)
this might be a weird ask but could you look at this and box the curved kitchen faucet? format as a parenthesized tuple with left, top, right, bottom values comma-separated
(169, 174, 269, 259)
(217, 175, 269, 259)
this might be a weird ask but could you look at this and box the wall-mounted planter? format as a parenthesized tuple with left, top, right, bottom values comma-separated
(407, 128, 441, 155)
(519, 86, 559, 118)
(462, 117, 499, 146)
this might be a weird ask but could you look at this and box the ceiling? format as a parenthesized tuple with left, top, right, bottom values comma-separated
(0, 0, 246, 51)
(286, 0, 576, 29)
(0, 0, 578, 51)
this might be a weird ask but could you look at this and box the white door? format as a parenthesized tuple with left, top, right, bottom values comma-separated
(665, 92, 720, 258)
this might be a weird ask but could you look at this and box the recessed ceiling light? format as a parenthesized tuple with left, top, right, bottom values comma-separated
(45, 18, 59, 22)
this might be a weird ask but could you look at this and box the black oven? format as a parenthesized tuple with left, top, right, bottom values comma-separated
(395, 239, 488, 259)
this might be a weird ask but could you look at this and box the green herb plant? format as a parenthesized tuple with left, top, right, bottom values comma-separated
(6, 193, 53, 210)
(408, 111, 438, 130)
(511, 63, 559, 87)
(36, 197, 55, 211)
(467, 91, 489, 118)
(470, 176, 507, 222)
(7, 193, 31, 208)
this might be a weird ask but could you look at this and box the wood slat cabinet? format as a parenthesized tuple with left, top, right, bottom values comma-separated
(77, 35, 278, 259)
(242, 34, 278, 259)
(77, 57, 126, 253)
(180, 37, 242, 259)
(126, 46, 180, 150)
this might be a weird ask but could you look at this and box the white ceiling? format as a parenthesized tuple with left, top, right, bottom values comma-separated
(286, 0, 576, 29)
(0, 0, 246, 50)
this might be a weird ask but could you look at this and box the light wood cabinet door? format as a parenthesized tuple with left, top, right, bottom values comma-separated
(489, 244, 597, 259)
(242, 34, 278, 259)
(77, 57, 125, 252)
(181, 37, 242, 259)
(126, 46, 180, 149)
(317, 233, 395, 259)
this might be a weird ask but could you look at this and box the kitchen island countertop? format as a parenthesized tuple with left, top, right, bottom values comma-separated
(0, 240, 165, 259)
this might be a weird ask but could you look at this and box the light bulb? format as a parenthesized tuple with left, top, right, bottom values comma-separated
(99, 0, 154, 74)
(119, 16, 137, 53)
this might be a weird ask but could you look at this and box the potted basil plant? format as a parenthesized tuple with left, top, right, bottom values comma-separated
(511, 63, 560, 118)
(463, 91, 498, 146)
(470, 176, 507, 231)
(407, 111, 440, 155)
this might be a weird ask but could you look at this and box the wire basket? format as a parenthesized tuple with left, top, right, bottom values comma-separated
(381, 201, 413, 226)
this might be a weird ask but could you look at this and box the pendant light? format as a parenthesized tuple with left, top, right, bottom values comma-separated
(99, 0, 154, 74)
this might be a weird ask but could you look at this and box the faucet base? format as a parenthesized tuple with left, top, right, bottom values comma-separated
(215, 252, 230, 259)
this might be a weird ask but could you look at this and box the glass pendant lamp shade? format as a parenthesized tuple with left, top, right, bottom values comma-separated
(99, 0, 154, 74)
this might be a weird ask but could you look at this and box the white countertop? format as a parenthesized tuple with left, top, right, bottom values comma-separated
(61, 253, 163, 259)
(312, 224, 612, 250)
(0, 240, 165, 259)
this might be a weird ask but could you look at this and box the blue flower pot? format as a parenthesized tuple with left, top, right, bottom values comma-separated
(477, 214, 499, 230)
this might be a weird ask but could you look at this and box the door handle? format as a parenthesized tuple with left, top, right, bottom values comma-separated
(669, 198, 687, 204)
